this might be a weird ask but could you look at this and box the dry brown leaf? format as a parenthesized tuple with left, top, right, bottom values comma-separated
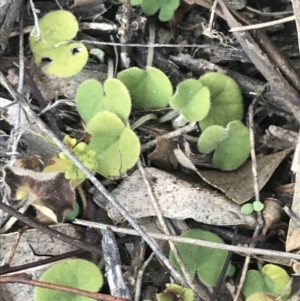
(94, 167, 256, 227)
(261, 198, 282, 236)
(3, 166, 75, 223)
(199, 148, 292, 204)
(148, 137, 178, 170)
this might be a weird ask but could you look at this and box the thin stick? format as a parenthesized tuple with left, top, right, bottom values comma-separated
(230, 15, 295, 32)
(142, 122, 197, 151)
(134, 252, 155, 301)
(291, 0, 300, 52)
(73, 219, 300, 261)
(233, 87, 267, 301)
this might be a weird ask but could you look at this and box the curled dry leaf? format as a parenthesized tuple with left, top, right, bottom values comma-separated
(3, 166, 75, 223)
(94, 167, 256, 227)
(148, 137, 178, 171)
(261, 198, 282, 236)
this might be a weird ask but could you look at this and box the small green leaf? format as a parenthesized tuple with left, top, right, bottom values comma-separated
(253, 200, 264, 212)
(34, 259, 103, 301)
(141, 0, 180, 21)
(243, 270, 271, 298)
(212, 120, 250, 171)
(117, 67, 173, 110)
(243, 265, 291, 301)
(86, 112, 140, 178)
(197, 125, 227, 154)
(262, 264, 291, 300)
(169, 79, 210, 122)
(76, 79, 131, 124)
(169, 229, 234, 286)
(29, 10, 88, 77)
(199, 72, 243, 131)
(241, 203, 254, 215)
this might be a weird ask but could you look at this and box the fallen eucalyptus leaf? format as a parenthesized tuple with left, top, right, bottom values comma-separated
(199, 148, 292, 204)
(94, 167, 256, 227)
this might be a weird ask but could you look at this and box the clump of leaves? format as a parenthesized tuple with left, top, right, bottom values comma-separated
(75, 79, 131, 124)
(198, 72, 243, 131)
(34, 259, 103, 301)
(117, 67, 173, 110)
(169, 79, 210, 122)
(169, 229, 235, 286)
(157, 283, 194, 301)
(43, 135, 97, 184)
(29, 10, 88, 77)
(242, 264, 291, 301)
(141, 0, 180, 21)
(198, 120, 250, 171)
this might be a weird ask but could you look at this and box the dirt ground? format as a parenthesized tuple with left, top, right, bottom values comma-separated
(1, 0, 300, 301)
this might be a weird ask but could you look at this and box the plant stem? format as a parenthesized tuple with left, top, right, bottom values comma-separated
(147, 24, 155, 67)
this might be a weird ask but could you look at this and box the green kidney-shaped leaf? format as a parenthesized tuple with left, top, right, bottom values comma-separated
(29, 10, 88, 77)
(141, 0, 180, 21)
(243, 270, 271, 298)
(86, 112, 140, 178)
(199, 72, 243, 131)
(117, 67, 173, 110)
(34, 259, 103, 301)
(169, 79, 210, 122)
(262, 264, 291, 300)
(197, 125, 227, 154)
(76, 79, 131, 124)
(169, 229, 235, 286)
(212, 120, 250, 171)
(241, 203, 254, 215)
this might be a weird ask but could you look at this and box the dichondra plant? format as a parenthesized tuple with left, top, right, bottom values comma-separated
(117, 67, 173, 110)
(35, 259, 103, 301)
(29, 10, 88, 77)
(242, 264, 291, 300)
(169, 229, 235, 286)
(198, 120, 250, 171)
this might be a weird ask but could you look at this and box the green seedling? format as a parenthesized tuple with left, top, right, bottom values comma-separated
(35, 259, 103, 301)
(141, 0, 180, 21)
(199, 72, 243, 131)
(242, 264, 291, 300)
(169, 229, 235, 286)
(169, 79, 210, 122)
(117, 67, 173, 110)
(241, 201, 264, 215)
(29, 10, 88, 77)
(198, 120, 250, 171)
(75, 79, 131, 124)
(85, 111, 140, 178)
(43, 135, 96, 185)
(157, 283, 194, 301)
